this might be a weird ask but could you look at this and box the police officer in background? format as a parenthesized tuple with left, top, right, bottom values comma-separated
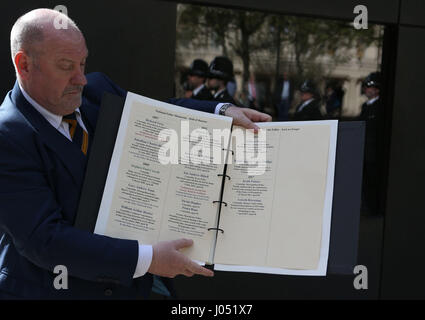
(359, 72, 381, 121)
(359, 72, 382, 163)
(186, 59, 213, 100)
(292, 80, 323, 121)
(358, 71, 382, 214)
(207, 56, 238, 105)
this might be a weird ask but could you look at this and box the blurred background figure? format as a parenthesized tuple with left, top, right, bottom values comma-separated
(273, 71, 294, 121)
(247, 73, 258, 109)
(292, 80, 323, 121)
(180, 70, 192, 98)
(324, 80, 344, 119)
(358, 71, 382, 214)
(186, 59, 213, 100)
(226, 76, 237, 100)
(207, 56, 238, 105)
(359, 72, 381, 121)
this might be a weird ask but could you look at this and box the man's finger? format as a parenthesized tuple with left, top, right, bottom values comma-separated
(182, 269, 195, 277)
(173, 238, 194, 250)
(234, 112, 260, 132)
(244, 109, 272, 122)
(187, 261, 214, 277)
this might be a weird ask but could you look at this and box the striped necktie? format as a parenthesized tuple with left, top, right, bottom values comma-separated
(62, 112, 89, 155)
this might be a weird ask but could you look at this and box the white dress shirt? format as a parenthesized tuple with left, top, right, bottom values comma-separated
(366, 96, 379, 105)
(281, 80, 290, 100)
(19, 83, 152, 278)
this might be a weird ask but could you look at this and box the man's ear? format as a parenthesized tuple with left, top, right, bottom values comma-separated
(14, 51, 31, 80)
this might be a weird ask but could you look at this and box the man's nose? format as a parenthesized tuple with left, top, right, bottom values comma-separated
(71, 70, 87, 87)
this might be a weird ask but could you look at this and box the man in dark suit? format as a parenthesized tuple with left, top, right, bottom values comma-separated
(273, 72, 294, 121)
(0, 8, 271, 299)
(292, 80, 323, 121)
(186, 59, 213, 100)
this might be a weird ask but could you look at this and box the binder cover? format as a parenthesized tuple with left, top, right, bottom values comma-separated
(75, 92, 365, 275)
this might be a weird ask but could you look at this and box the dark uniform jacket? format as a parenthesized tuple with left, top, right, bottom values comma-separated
(192, 84, 213, 100)
(359, 97, 381, 163)
(292, 99, 323, 121)
(358, 97, 382, 213)
(212, 88, 237, 105)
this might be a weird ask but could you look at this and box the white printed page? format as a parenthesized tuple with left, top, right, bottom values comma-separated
(214, 121, 337, 275)
(94, 92, 232, 263)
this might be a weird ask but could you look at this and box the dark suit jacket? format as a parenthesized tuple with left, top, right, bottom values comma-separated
(292, 99, 324, 121)
(213, 89, 237, 105)
(0, 72, 218, 299)
(359, 97, 381, 163)
(192, 85, 213, 101)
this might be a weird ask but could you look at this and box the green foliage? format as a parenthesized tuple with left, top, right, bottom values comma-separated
(177, 4, 381, 88)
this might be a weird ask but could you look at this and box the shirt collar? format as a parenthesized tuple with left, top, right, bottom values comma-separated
(298, 98, 314, 112)
(214, 88, 225, 98)
(367, 96, 379, 105)
(193, 84, 205, 96)
(19, 82, 81, 129)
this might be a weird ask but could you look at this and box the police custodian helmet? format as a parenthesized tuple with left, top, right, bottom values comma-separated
(188, 59, 209, 78)
(299, 80, 318, 95)
(208, 56, 234, 81)
(363, 72, 382, 89)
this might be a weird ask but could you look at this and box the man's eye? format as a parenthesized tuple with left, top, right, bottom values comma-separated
(60, 65, 73, 71)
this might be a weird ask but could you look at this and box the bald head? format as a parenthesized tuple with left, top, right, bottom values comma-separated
(10, 8, 81, 64)
(10, 8, 88, 116)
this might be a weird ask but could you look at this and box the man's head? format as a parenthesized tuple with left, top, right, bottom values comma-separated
(299, 80, 317, 102)
(362, 72, 381, 100)
(187, 59, 208, 91)
(11, 8, 88, 115)
(207, 56, 233, 91)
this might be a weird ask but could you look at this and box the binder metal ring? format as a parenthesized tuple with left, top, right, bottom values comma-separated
(217, 174, 231, 180)
(222, 148, 234, 155)
(208, 227, 224, 234)
(213, 200, 228, 207)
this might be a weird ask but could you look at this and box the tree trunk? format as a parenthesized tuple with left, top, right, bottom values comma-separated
(220, 31, 228, 56)
(239, 14, 250, 98)
(275, 28, 281, 86)
(294, 32, 304, 78)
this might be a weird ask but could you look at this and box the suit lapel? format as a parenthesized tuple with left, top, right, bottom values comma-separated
(79, 98, 98, 157)
(11, 81, 87, 188)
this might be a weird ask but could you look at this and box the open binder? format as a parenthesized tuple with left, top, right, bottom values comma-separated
(75, 92, 365, 276)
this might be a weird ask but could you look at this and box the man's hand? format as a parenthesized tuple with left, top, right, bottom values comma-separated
(148, 239, 214, 278)
(225, 106, 272, 132)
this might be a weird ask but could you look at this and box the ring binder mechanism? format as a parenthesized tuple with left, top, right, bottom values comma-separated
(218, 174, 231, 180)
(208, 227, 224, 234)
(213, 200, 228, 207)
(222, 148, 234, 155)
(85, 92, 341, 276)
